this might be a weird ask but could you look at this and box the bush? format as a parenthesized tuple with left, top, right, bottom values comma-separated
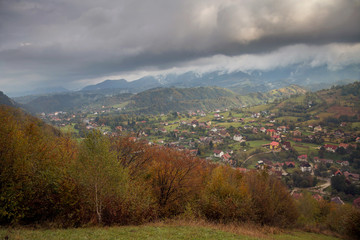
(244, 171, 299, 227)
(199, 166, 253, 222)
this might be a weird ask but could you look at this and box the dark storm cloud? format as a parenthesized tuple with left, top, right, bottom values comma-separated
(0, 0, 360, 92)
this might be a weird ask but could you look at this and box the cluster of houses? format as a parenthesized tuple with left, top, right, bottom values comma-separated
(334, 169, 360, 182)
(213, 149, 233, 164)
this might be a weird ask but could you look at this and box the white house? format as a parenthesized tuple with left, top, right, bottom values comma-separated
(213, 149, 224, 158)
(233, 134, 243, 142)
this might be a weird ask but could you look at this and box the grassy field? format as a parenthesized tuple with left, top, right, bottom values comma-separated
(0, 224, 342, 240)
(59, 123, 78, 134)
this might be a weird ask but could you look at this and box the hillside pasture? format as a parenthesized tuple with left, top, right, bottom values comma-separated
(0, 224, 342, 240)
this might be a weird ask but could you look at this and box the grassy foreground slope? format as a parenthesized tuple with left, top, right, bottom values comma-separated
(0, 224, 341, 240)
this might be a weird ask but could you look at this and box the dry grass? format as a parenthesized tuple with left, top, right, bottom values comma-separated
(146, 219, 286, 239)
(0, 220, 344, 240)
(144, 219, 344, 240)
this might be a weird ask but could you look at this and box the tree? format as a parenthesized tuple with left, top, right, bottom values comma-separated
(75, 130, 128, 224)
(244, 171, 298, 226)
(209, 140, 214, 150)
(148, 148, 204, 217)
(200, 166, 253, 222)
(331, 175, 346, 193)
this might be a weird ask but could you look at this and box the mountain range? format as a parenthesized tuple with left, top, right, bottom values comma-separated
(80, 65, 359, 95)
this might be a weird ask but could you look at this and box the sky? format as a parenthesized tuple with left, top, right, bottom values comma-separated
(1, 0, 360, 94)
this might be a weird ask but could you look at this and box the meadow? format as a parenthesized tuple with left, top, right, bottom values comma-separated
(0, 222, 342, 240)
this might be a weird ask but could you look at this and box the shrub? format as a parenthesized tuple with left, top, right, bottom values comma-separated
(199, 166, 253, 223)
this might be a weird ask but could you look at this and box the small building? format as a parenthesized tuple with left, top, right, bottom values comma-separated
(293, 130, 302, 137)
(314, 125, 323, 132)
(344, 171, 360, 181)
(338, 143, 349, 149)
(233, 134, 243, 142)
(300, 162, 312, 172)
(297, 155, 308, 162)
(282, 141, 292, 151)
(270, 141, 280, 150)
(334, 170, 342, 176)
(213, 149, 224, 158)
(266, 129, 276, 137)
(285, 161, 296, 168)
(324, 144, 337, 153)
(222, 153, 231, 162)
(277, 126, 287, 132)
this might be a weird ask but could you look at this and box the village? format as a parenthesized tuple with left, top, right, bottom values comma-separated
(40, 104, 360, 206)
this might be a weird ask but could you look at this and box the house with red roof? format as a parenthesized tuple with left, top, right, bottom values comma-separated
(213, 149, 224, 158)
(222, 153, 231, 162)
(324, 144, 337, 153)
(297, 155, 308, 162)
(285, 161, 296, 168)
(277, 126, 287, 132)
(270, 141, 280, 151)
(271, 135, 281, 141)
(266, 129, 276, 137)
(334, 170, 342, 176)
(344, 171, 360, 181)
(293, 130, 302, 137)
(338, 143, 349, 149)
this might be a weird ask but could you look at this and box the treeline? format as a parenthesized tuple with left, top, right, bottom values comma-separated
(0, 105, 359, 239)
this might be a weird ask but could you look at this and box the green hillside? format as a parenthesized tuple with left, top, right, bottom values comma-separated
(126, 85, 307, 114)
(250, 81, 360, 123)
(17, 84, 307, 114)
(25, 92, 133, 113)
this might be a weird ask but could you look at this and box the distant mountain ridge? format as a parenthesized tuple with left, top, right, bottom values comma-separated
(80, 64, 359, 95)
(81, 77, 162, 93)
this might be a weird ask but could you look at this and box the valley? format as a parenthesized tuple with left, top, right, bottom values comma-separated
(37, 82, 360, 204)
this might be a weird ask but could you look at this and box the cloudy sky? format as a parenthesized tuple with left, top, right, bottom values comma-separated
(1, 0, 360, 93)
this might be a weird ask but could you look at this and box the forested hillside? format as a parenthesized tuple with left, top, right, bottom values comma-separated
(23, 92, 133, 113)
(127, 85, 307, 114)
(0, 91, 18, 107)
(254, 81, 360, 124)
(14, 85, 307, 114)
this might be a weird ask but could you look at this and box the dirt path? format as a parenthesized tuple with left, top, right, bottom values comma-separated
(240, 151, 272, 167)
(291, 177, 331, 195)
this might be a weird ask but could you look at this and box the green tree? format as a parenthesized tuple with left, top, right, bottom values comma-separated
(75, 130, 128, 224)
(331, 175, 346, 192)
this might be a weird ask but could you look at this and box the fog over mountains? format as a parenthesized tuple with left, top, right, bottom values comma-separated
(81, 64, 359, 95)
